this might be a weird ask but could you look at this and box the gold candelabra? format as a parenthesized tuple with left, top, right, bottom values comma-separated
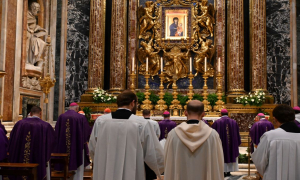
(202, 72, 212, 112)
(155, 73, 167, 111)
(129, 72, 136, 92)
(185, 73, 194, 109)
(39, 73, 56, 103)
(141, 71, 153, 110)
(215, 72, 225, 111)
(169, 79, 182, 116)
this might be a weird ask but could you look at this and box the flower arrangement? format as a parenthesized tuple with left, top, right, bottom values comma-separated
(235, 90, 266, 106)
(93, 88, 117, 104)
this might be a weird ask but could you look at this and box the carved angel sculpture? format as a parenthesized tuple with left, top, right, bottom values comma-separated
(138, 1, 156, 39)
(195, 0, 215, 37)
(163, 46, 189, 87)
(138, 37, 161, 79)
(193, 38, 215, 77)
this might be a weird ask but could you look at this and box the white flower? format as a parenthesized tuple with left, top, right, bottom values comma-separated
(245, 101, 248, 103)
(251, 99, 254, 102)
(257, 96, 261, 99)
(263, 97, 265, 99)
(109, 94, 112, 97)
(101, 97, 103, 99)
(245, 97, 248, 99)
(108, 98, 111, 101)
(250, 95, 252, 98)
(263, 92, 265, 95)
(114, 96, 117, 99)
(237, 100, 240, 103)
(241, 96, 244, 98)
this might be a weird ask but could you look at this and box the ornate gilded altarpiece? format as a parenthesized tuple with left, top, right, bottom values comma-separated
(137, 0, 216, 89)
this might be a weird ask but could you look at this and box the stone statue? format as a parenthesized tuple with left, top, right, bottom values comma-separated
(194, 0, 215, 37)
(163, 46, 189, 87)
(138, 35, 161, 79)
(193, 38, 215, 77)
(26, 2, 48, 70)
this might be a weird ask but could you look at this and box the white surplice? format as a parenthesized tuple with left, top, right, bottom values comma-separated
(252, 128, 300, 180)
(164, 121, 224, 180)
(147, 119, 161, 138)
(89, 114, 164, 180)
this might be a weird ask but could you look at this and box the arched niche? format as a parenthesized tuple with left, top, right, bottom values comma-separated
(28, 0, 45, 29)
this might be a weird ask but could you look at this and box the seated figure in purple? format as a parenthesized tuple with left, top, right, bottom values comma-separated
(55, 102, 91, 180)
(250, 113, 274, 151)
(158, 111, 177, 141)
(211, 109, 241, 177)
(8, 106, 55, 180)
(293, 106, 300, 128)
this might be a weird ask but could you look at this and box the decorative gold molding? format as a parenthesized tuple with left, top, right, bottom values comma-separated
(110, 0, 127, 92)
(88, 0, 106, 89)
(250, 0, 267, 92)
(227, 0, 245, 94)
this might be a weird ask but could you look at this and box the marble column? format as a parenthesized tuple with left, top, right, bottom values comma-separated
(127, 0, 137, 88)
(88, 0, 106, 89)
(110, 0, 127, 92)
(216, 0, 226, 90)
(227, 0, 245, 95)
(250, 0, 267, 92)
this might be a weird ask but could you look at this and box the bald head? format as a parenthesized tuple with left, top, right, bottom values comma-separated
(186, 100, 204, 116)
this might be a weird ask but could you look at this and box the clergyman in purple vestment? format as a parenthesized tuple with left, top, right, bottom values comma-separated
(55, 102, 91, 179)
(8, 106, 55, 180)
(211, 109, 241, 177)
(250, 113, 274, 151)
(293, 106, 300, 128)
(158, 111, 177, 140)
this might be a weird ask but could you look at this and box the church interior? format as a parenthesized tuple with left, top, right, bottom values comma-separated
(0, 0, 299, 179)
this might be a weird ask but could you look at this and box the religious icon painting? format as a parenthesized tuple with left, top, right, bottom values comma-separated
(165, 9, 188, 40)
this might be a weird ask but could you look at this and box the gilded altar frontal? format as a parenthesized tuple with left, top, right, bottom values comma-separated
(0, 0, 300, 179)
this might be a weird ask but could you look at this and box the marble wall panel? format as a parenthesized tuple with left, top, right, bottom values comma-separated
(266, 0, 291, 104)
(65, 0, 90, 107)
(3, 0, 17, 121)
(296, 0, 300, 105)
(53, 0, 62, 121)
(230, 113, 257, 132)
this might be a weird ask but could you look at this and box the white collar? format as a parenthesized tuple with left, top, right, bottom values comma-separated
(29, 115, 40, 119)
(117, 108, 131, 111)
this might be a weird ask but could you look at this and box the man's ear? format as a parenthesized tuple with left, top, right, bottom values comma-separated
(184, 110, 188, 117)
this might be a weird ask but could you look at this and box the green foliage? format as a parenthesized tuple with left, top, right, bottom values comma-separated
(238, 153, 248, 164)
(149, 91, 159, 105)
(192, 94, 204, 101)
(83, 107, 92, 122)
(164, 92, 173, 107)
(222, 94, 227, 103)
(207, 93, 218, 107)
(177, 94, 189, 106)
(257, 108, 270, 115)
(136, 91, 145, 104)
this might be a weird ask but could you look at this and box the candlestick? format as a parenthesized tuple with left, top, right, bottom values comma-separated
(132, 57, 135, 72)
(218, 57, 221, 73)
(214, 71, 225, 112)
(146, 57, 148, 72)
(169, 79, 182, 116)
(185, 72, 194, 109)
(161, 57, 163, 72)
(141, 71, 153, 110)
(189, 57, 192, 72)
(155, 73, 168, 111)
(204, 57, 207, 72)
(202, 72, 212, 112)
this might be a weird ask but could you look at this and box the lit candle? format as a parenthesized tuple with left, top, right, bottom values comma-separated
(189, 57, 192, 72)
(146, 57, 148, 72)
(204, 57, 207, 72)
(161, 57, 163, 72)
(218, 57, 221, 72)
(132, 57, 135, 72)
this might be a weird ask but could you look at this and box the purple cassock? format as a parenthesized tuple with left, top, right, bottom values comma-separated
(158, 119, 177, 140)
(211, 116, 241, 163)
(8, 117, 55, 180)
(294, 120, 300, 128)
(250, 118, 274, 146)
(55, 110, 91, 171)
(0, 128, 8, 162)
(0, 122, 7, 135)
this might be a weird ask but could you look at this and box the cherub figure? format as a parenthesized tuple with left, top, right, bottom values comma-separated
(195, 0, 215, 37)
(138, 1, 156, 39)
